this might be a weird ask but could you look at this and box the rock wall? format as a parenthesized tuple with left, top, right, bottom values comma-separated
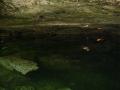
(89, 0, 120, 4)
(0, 0, 41, 16)
(0, 0, 120, 17)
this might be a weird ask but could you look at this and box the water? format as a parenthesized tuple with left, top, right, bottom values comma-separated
(0, 25, 120, 90)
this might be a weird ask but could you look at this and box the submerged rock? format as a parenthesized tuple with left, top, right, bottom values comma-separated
(0, 57, 39, 75)
(58, 88, 72, 90)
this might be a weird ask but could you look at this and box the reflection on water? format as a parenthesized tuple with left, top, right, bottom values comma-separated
(0, 25, 120, 90)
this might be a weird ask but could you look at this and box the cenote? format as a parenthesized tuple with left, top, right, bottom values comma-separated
(0, 25, 120, 90)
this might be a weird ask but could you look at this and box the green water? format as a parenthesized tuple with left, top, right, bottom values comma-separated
(0, 26, 120, 90)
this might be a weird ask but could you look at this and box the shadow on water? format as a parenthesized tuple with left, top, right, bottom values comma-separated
(0, 24, 120, 90)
